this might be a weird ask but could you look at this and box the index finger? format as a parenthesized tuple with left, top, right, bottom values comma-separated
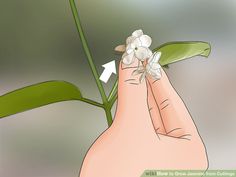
(147, 69, 199, 138)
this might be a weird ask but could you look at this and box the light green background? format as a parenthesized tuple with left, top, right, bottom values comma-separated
(0, 0, 236, 177)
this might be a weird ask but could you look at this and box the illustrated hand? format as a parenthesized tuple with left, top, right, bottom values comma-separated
(80, 58, 208, 177)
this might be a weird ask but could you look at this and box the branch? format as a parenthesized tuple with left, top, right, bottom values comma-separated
(69, 0, 108, 104)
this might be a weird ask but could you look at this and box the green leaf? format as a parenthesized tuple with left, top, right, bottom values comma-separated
(0, 81, 82, 118)
(153, 41, 211, 67)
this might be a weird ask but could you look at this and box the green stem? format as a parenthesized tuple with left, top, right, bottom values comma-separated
(69, 0, 113, 126)
(104, 107, 113, 126)
(108, 79, 118, 105)
(69, 0, 108, 105)
(80, 97, 104, 108)
(110, 91, 118, 107)
(108, 79, 118, 101)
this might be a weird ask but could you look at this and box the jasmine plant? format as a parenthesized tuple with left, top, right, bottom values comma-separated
(0, 0, 211, 127)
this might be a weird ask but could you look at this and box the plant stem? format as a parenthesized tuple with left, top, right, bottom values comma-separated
(80, 97, 104, 108)
(110, 91, 118, 107)
(104, 107, 113, 126)
(69, 0, 108, 105)
(69, 0, 113, 126)
(108, 79, 118, 106)
(108, 79, 118, 101)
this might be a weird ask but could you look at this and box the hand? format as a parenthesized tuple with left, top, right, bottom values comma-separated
(80, 58, 208, 177)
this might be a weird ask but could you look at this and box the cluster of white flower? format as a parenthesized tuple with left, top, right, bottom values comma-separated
(115, 29, 162, 82)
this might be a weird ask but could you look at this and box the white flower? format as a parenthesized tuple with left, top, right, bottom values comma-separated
(132, 52, 162, 82)
(115, 29, 163, 82)
(122, 29, 153, 65)
(146, 52, 162, 80)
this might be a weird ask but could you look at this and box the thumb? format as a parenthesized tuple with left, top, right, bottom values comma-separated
(113, 58, 158, 137)
(116, 58, 149, 116)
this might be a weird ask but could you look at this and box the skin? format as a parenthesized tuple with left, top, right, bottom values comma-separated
(80, 58, 208, 177)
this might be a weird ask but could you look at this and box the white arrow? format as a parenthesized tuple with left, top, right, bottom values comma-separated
(99, 60, 116, 83)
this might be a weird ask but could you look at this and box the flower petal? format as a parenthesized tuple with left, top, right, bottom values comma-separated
(134, 47, 149, 61)
(147, 48, 153, 58)
(148, 51, 161, 63)
(153, 70, 162, 79)
(147, 68, 162, 79)
(140, 35, 152, 47)
(122, 52, 134, 65)
(153, 52, 162, 62)
(131, 38, 142, 48)
(132, 29, 143, 38)
(126, 36, 136, 44)
(126, 44, 134, 54)
(152, 63, 161, 70)
(152, 74, 161, 80)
